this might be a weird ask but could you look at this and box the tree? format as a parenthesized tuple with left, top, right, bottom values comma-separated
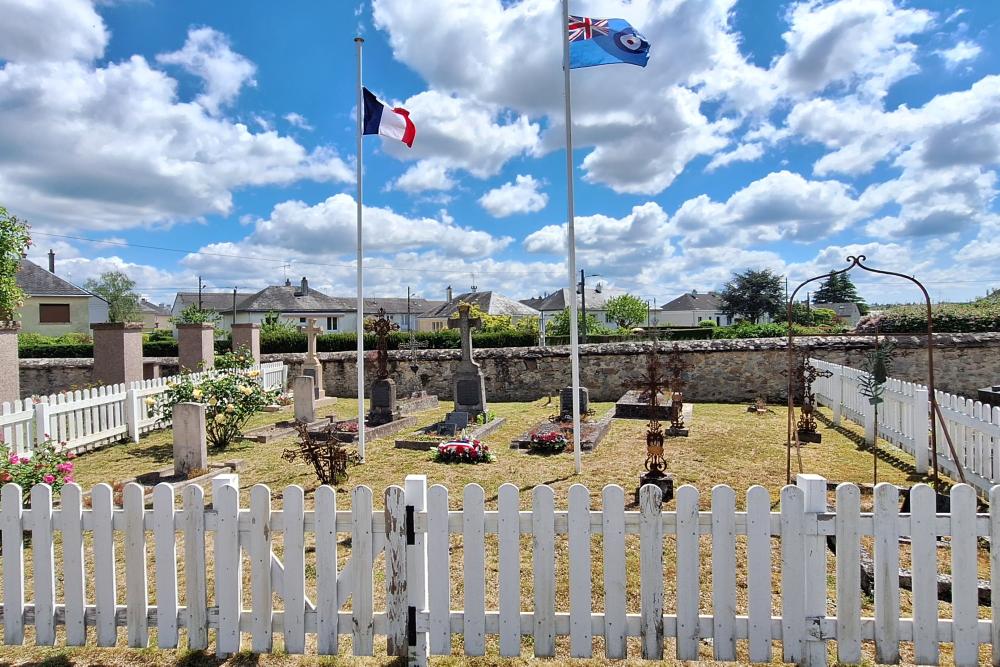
(85, 270, 141, 323)
(0, 206, 31, 323)
(720, 268, 784, 324)
(171, 303, 222, 326)
(545, 308, 613, 337)
(604, 294, 648, 330)
(813, 272, 865, 309)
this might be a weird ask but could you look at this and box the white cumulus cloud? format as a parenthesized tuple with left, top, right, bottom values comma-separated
(478, 175, 548, 218)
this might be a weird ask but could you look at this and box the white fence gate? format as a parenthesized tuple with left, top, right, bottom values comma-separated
(811, 358, 1000, 496)
(1, 475, 996, 665)
(0, 362, 288, 457)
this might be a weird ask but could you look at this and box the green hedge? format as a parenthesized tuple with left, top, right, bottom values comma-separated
(856, 303, 1000, 334)
(19, 342, 94, 358)
(260, 329, 536, 354)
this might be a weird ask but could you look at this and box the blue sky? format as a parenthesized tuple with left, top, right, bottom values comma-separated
(1, 0, 999, 306)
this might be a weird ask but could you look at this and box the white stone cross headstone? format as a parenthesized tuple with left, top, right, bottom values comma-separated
(301, 317, 323, 364)
(448, 303, 482, 367)
(172, 402, 208, 478)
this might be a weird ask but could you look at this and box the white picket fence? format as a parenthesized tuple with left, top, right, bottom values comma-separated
(0, 362, 287, 457)
(811, 358, 1000, 496)
(0, 474, 995, 665)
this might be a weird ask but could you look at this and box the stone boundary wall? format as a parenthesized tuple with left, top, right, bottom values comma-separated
(19, 334, 1000, 403)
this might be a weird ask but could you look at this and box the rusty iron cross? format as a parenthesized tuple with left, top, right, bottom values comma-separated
(364, 307, 399, 380)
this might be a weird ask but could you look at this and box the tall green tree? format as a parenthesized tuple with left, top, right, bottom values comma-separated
(603, 293, 648, 330)
(720, 268, 784, 324)
(813, 272, 865, 308)
(84, 271, 141, 323)
(545, 308, 612, 337)
(0, 206, 30, 323)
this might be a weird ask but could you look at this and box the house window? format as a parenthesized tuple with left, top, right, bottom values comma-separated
(299, 317, 306, 324)
(432, 320, 443, 332)
(39, 303, 71, 324)
(327, 317, 337, 331)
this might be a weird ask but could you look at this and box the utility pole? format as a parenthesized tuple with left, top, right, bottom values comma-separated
(232, 287, 237, 327)
(198, 276, 204, 310)
(406, 286, 414, 332)
(579, 269, 587, 344)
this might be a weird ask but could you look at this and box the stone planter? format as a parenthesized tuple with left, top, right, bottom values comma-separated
(0, 322, 20, 403)
(91, 322, 144, 386)
(177, 323, 216, 372)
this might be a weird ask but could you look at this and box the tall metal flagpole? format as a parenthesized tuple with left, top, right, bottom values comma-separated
(354, 36, 366, 461)
(562, 0, 583, 475)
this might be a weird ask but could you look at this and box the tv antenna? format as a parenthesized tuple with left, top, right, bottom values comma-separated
(470, 272, 478, 292)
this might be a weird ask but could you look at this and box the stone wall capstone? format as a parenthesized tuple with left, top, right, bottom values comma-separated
(18, 334, 1000, 403)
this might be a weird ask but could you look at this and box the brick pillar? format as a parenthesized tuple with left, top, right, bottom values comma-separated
(177, 323, 215, 372)
(91, 322, 144, 386)
(231, 323, 261, 363)
(0, 325, 20, 403)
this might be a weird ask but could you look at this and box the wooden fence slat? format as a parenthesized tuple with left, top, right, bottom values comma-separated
(404, 475, 429, 667)
(874, 483, 900, 664)
(283, 485, 306, 654)
(910, 483, 938, 665)
(352, 485, 375, 656)
(568, 483, 592, 658)
(639, 484, 664, 660)
(463, 483, 486, 656)
(835, 483, 862, 664)
(1, 484, 24, 645)
(61, 483, 86, 645)
(602, 485, 627, 660)
(427, 484, 450, 655)
(675, 484, 700, 660)
(497, 482, 521, 657)
(214, 480, 241, 656)
(31, 484, 56, 645)
(711, 484, 736, 661)
(250, 484, 273, 652)
(951, 484, 978, 667)
(153, 483, 179, 648)
(780, 485, 805, 664)
(315, 485, 339, 655)
(123, 482, 148, 648)
(92, 483, 117, 646)
(384, 485, 408, 658)
(532, 484, 555, 657)
(183, 484, 209, 651)
(746, 485, 771, 662)
(991, 485, 1000, 667)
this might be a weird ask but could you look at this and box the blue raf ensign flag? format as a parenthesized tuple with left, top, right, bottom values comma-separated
(568, 15, 650, 69)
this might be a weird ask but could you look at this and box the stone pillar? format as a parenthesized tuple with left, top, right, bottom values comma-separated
(0, 324, 19, 403)
(294, 375, 316, 424)
(91, 322, 144, 386)
(172, 402, 208, 478)
(177, 323, 215, 372)
(231, 323, 261, 363)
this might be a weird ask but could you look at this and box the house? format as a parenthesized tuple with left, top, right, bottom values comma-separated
(660, 290, 735, 327)
(417, 290, 539, 332)
(171, 290, 256, 329)
(521, 287, 620, 334)
(813, 302, 862, 327)
(139, 299, 172, 330)
(363, 297, 444, 331)
(15, 258, 108, 335)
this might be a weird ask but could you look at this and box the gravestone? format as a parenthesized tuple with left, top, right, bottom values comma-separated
(172, 402, 208, 478)
(445, 411, 470, 431)
(448, 303, 487, 417)
(299, 318, 324, 399)
(366, 308, 401, 426)
(559, 386, 590, 420)
(293, 375, 316, 424)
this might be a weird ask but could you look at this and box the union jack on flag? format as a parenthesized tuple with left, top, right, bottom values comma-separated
(567, 15, 609, 42)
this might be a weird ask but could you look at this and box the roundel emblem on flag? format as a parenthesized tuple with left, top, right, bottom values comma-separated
(614, 29, 649, 55)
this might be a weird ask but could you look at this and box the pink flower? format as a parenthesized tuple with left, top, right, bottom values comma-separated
(62, 475, 74, 483)
(18, 456, 30, 464)
(43, 474, 55, 484)
(56, 463, 73, 473)
(8, 454, 17, 464)
(66, 452, 76, 459)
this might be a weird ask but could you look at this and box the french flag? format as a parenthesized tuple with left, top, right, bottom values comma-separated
(362, 87, 416, 148)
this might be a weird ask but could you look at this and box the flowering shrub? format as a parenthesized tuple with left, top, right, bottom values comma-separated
(434, 438, 495, 464)
(156, 371, 279, 449)
(215, 345, 255, 371)
(0, 206, 31, 324)
(0, 440, 76, 502)
(528, 430, 568, 454)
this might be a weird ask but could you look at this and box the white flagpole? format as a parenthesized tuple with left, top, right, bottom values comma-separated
(562, 0, 583, 475)
(354, 36, 366, 462)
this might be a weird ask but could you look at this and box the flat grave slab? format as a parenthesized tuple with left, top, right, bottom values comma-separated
(399, 392, 440, 414)
(510, 407, 615, 452)
(395, 416, 507, 451)
(614, 390, 672, 420)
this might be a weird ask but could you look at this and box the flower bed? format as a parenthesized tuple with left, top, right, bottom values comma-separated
(434, 438, 495, 464)
(528, 430, 568, 454)
(0, 440, 76, 503)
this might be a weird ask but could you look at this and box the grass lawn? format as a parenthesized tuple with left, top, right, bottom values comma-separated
(3, 398, 981, 666)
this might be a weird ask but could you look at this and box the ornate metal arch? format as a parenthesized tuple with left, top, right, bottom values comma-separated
(785, 255, 962, 486)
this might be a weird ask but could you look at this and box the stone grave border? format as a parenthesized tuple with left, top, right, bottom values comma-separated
(510, 406, 615, 453)
(395, 416, 507, 451)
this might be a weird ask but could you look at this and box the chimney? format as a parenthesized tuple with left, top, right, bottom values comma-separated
(446, 285, 453, 301)
(285, 278, 291, 287)
(48, 249, 55, 273)
(299, 276, 308, 295)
